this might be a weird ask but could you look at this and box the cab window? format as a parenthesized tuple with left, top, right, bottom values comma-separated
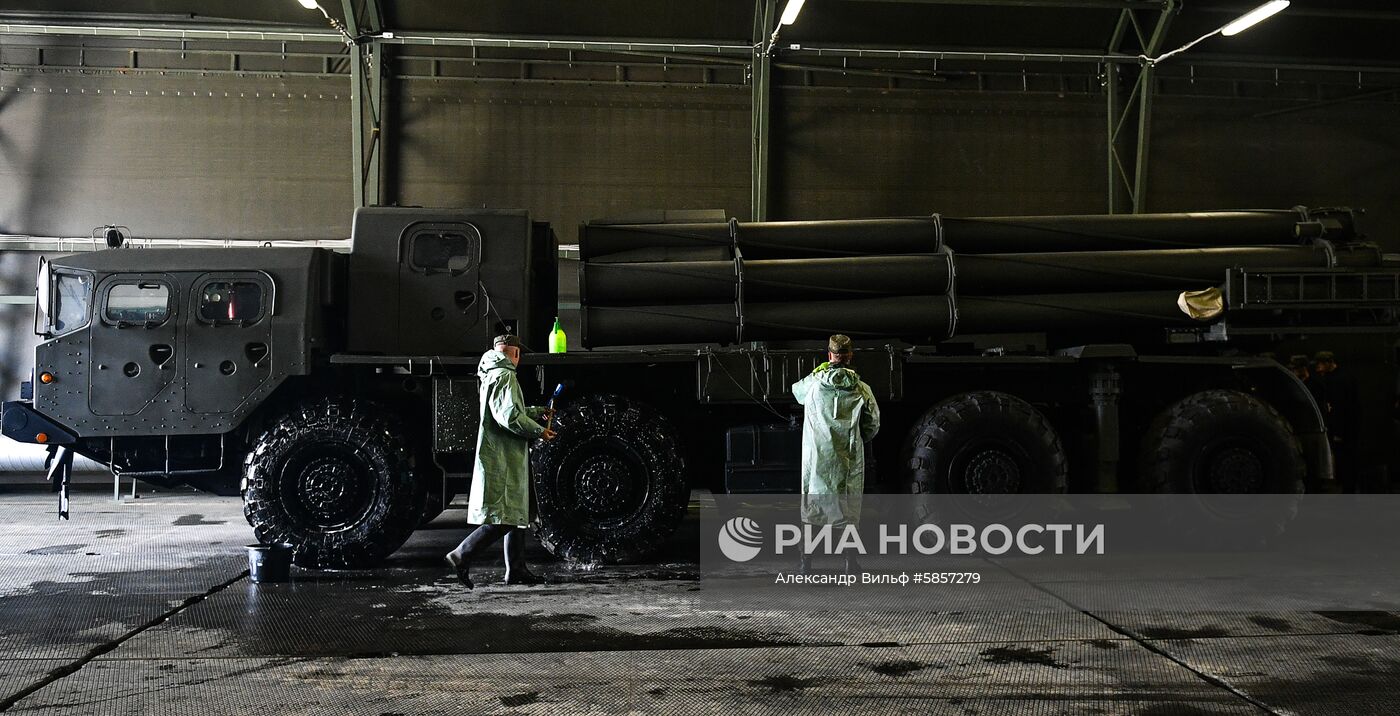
(52, 272, 92, 335)
(409, 227, 480, 274)
(104, 282, 170, 326)
(199, 282, 264, 323)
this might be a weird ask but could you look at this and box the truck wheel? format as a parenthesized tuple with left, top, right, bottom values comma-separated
(242, 398, 423, 569)
(906, 391, 1068, 496)
(905, 391, 1066, 523)
(530, 394, 688, 564)
(1141, 389, 1304, 543)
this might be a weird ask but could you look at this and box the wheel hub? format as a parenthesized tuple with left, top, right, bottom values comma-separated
(963, 449, 1021, 493)
(1205, 446, 1265, 493)
(575, 454, 634, 517)
(285, 447, 375, 529)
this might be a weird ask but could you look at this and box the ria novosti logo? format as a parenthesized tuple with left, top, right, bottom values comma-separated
(715, 517, 1106, 562)
(717, 517, 763, 562)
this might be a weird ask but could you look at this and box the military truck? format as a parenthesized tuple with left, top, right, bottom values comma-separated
(4, 206, 1398, 567)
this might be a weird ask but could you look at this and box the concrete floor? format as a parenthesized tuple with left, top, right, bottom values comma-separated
(0, 489, 1397, 715)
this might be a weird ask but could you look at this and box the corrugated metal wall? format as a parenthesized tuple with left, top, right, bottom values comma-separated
(1149, 97, 1400, 239)
(772, 91, 1109, 219)
(3, 71, 1396, 243)
(0, 74, 352, 240)
(393, 82, 751, 241)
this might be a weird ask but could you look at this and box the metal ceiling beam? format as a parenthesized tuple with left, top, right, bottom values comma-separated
(0, 21, 755, 55)
(341, 0, 386, 208)
(355, 32, 755, 56)
(751, 0, 776, 222)
(783, 44, 1138, 63)
(0, 20, 1137, 68)
(0, 20, 344, 44)
(0, 21, 1142, 65)
(17, 20, 1394, 75)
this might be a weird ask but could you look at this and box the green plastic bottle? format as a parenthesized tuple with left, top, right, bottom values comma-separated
(548, 316, 567, 354)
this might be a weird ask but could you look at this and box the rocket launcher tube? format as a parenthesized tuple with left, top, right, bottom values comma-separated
(955, 244, 1383, 295)
(580, 209, 1352, 261)
(581, 296, 956, 348)
(580, 217, 945, 261)
(581, 254, 954, 306)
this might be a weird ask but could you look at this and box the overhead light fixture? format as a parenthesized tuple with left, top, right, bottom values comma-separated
(779, 0, 807, 26)
(1144, 0, 1290, 65)
(1221, 0, 1290, 36)
(292, 0, 355, 46)
(767, 0, 808, 53)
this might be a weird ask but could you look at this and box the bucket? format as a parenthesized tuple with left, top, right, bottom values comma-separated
(246, 543, 294, 583)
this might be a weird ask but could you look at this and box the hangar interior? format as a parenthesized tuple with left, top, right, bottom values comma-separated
(1, 1, 1400, 714)
(2, 0, 1400, 394)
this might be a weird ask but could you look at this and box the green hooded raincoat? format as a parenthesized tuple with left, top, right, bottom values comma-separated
(791, 363, 881, 525)
(467, 350, 547, 526)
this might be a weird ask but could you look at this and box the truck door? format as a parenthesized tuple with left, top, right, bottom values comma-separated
(183, 273, 274, 414)
(397, 223, 483, 354)
(89, 275, 178, 416)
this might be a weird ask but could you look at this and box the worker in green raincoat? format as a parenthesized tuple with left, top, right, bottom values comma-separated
(791, 334, 880, 573)
(445, 334, 556, 589)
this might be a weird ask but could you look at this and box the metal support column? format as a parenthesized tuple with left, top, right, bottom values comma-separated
(750, 0, 776, 222)
(342, 0, 386, 208)
(1105, 11, 1129, 214)
(1132, 3, 1175, 214)
(1105, 1, 1176, 214)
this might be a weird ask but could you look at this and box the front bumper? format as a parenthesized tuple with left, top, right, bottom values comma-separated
(1, 400, 77, 445)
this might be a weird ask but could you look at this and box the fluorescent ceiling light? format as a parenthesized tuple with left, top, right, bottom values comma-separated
(1145, 0, 1289, 65)
(779, 0, 807, 26)
(297, 0, 320, 9)
(1221, 0, 1290, 36)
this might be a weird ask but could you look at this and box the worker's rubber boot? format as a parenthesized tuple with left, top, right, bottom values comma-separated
(445, 524, 509, 589)
(503, 528, 542, 586)
(798, 552, 812, 575)
(845, 554, 862, 575)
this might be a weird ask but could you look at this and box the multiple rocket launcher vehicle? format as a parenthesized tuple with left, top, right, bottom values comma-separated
(5, 204, 1399, 567)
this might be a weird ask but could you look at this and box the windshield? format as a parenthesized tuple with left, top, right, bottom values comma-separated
(50, 272, 92, 336)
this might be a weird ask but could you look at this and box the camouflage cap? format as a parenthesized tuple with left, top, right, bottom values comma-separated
(493, 334, 523, 349)
(828, 334, 853, 354)
(1288, 354, 1310, 370)
(1313, 350, 1336, 363)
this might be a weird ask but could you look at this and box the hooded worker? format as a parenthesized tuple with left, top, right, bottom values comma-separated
(446, 334, 556, 588)
(790, 334, 880, 573)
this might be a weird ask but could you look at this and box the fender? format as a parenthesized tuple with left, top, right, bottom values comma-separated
(1234, 361, 1333, 487)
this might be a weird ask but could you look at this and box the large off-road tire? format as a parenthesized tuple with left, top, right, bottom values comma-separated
(1140, 389, 1304, 543)
(530, 394, 688, 564)
(904, 391, 1067, 523)
(242, 397, 423, 569)
(906, 391, 1068, 494)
